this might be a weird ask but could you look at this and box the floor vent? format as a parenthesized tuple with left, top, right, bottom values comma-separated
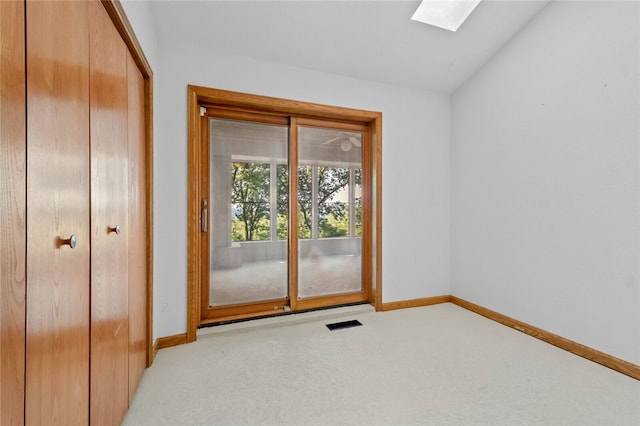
(326, 319, 362, 331)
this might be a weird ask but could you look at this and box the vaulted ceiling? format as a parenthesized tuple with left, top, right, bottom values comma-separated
(151, 1, 550, 93)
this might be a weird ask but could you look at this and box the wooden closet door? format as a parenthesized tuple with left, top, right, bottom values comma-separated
(25, 1, 91, 424)
(89, 2, 130, 424)
(127, 51, 148, 402)
(1, 1, 26, 424)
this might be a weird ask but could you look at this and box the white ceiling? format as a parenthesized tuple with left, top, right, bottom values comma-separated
(151, 0, 550, 93)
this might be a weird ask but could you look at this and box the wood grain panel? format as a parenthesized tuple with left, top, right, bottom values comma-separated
(381, 295, 451, 312)
(25, 1, 91, 424)
(189, 85, 381, 123)
(90, 2, 130, 424)
(361, 128, 372, 302)
(373, 119, 382, 310)
(288, 117, 299, 312)
(187, 87, 201, 343)
(144, 70, 155, 367)
(103, 0, 155, 368)
(92, 0, 155, 376)
(0, 1, 26, 424)
(127, 51, 147, 403)
(198, 112, 208, 322)
(295, 293, 368, 312)
(202, 299, 289, 325)
(156, 333, 188, 350)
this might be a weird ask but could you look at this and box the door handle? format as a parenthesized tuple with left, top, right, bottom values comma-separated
(58, 234, 77, 249)
(201, 199, 208, 233)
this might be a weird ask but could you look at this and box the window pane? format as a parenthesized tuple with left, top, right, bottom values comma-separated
(317, 167, 349, 238)
(354, 168, 362, 237)
(297, 165, 313, 239)
(209, 118, 288, 307)
(231, 162, 271, 242)
(297, 126, 362, 299)
(276, 164, 288, 240)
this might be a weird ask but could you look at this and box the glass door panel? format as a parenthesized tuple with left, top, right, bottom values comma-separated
(297, 126, 363, 299)
(209, 118, 289, 307)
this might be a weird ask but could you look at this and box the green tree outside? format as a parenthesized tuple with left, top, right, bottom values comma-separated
(231, 162, 271, 241)
(232, 161, 361, 241)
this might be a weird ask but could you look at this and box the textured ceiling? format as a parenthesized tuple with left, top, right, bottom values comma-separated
(151, 0, 550, 93)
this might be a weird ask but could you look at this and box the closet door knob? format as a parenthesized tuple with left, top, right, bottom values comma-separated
(59, 235, 77, 249)
(109, 225, 121, 235)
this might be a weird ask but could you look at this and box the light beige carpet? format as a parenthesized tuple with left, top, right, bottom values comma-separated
(123, 303, 640, 425)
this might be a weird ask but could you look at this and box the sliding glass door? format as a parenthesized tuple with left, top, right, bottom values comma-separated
(297, 126, 363, 300)
(208, 117, 289, 309)
(201, 110, 370, 321)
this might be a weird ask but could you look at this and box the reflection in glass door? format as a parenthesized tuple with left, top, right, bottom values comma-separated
(209, 118, 289, 308)
(297, 126, 363, 299)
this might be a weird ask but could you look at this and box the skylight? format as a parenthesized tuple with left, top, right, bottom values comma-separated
(411, 0, 482, 32)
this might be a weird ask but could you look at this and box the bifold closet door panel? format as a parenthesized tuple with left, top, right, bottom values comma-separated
(0, 1, 26, 424)
(127, 51, 148, 402)
(25, 1, 91, 424)
(89, 2, 130, 424)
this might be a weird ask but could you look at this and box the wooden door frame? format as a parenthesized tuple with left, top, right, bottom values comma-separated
(101, 0, 154, 366)
(187, 85, 382, 342)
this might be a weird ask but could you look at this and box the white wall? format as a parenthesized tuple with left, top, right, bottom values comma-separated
(452, 1, 640, 364)
(153, 43, 450, 339)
